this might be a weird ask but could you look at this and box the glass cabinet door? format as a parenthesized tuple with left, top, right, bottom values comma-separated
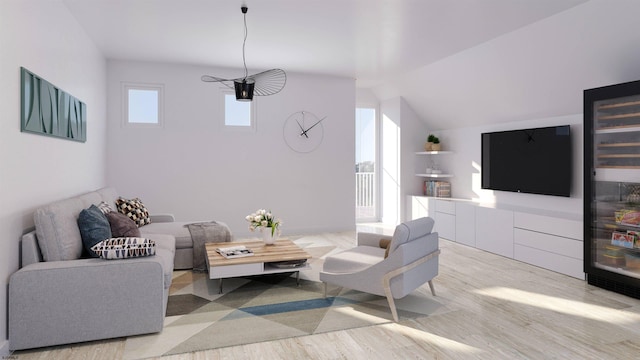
(591, 94, 640, 278)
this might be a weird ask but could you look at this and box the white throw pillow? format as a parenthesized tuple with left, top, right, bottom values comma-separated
(91, 237, 156, 260)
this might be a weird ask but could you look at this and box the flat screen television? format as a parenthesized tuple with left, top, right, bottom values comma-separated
(481, 125, 572, 197)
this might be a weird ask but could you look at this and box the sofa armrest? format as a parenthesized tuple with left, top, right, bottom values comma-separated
(150, 213, 175, 222)
(9, 258, 165, 350)
(357, 232, 393, 247)
(21, 231, 42, 267)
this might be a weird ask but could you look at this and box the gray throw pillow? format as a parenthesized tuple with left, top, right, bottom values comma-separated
(78, 204, 112, 257)
(106, 211, 141, 238)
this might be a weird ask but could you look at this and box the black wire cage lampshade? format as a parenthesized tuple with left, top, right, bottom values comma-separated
(202, 6, 286, 101)
(234, 78, 255, 101)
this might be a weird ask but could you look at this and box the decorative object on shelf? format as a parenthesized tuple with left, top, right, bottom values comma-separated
(283, 111, 326, 153)
(415, 150, 454, 179)
(20, 67, 86, 142)
(432, 136, 441, 151)
(425, 134, 436, 151)
(246, 208, 282, 245)
(201, 6, 286, 101)
(423, 180, 451, 197)
(425, 134, 442, 151)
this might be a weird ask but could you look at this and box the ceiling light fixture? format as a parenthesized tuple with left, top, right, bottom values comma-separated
(201, 6, 286, 101)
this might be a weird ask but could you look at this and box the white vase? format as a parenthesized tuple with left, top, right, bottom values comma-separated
(261, 227, 277, 245)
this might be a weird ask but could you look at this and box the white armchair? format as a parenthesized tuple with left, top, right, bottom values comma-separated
(320, 217, 440, 321)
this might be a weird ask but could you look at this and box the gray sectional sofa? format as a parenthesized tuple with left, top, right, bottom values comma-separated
(8, 187, 217, 351)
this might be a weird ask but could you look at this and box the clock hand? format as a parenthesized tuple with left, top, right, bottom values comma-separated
(300, 116, 326, 137)
(295, 119, 309, 138)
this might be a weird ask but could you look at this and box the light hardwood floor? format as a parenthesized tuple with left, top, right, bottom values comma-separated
(11, 230, 640, 359)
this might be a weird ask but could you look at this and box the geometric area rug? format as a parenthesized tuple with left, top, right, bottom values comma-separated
(121, 236, 444, 359)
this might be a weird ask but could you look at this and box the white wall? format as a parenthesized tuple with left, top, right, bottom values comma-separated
(380, 97, 429, 224)
(372, 0, 640, 131)
(435, 114, 583, 215)
(0, 0, 107, 352)
(106, 60, 355, 237)
(380, 98, 401, 224)
(400, 98, 429, 220)
(356, 88, 379, 106)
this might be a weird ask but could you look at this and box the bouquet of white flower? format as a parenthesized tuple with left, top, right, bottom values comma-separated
(245, 209, 282, 236)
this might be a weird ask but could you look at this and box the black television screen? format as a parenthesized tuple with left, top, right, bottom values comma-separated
(481, 125, 572, 197)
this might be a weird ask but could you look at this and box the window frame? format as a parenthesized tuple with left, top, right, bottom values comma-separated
(122, 82, 164, 128)
(221, 90, 257, 132)
(356, 104, 381, 223)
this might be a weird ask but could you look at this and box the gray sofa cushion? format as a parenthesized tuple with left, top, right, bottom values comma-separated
(34, 192, 102, 261)
(322, 246, 385, 274)
(141, 221, 194, 250)
(139, 232, 175, 288)
(96, 187, 119, 209)
(78, 205, 112, 257)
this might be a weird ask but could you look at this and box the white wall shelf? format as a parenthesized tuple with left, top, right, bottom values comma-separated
(416, 151, 453, 155)
(415, 151, 454, 178)
(416, 149, 454, 197)
(415, 173, 453, 178)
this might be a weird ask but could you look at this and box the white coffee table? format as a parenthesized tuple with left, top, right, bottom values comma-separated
(205, 239, 312, 293)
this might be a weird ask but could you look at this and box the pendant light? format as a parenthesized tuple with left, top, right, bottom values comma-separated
(201, 6, 286, 101)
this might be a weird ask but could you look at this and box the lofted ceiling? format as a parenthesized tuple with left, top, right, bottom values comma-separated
(63, 0, 618, 129)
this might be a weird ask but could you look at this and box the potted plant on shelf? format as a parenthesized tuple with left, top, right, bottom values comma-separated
(432, 136, 441, 151)
(425, 134, 436, 151)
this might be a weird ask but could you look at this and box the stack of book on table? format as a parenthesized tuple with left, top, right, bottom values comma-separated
(216, 245, 254, 259)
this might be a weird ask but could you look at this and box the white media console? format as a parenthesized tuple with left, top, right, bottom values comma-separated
(408, 196, 584, 279)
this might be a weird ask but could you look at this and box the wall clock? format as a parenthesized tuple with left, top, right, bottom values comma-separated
(283, 111, 326, 153)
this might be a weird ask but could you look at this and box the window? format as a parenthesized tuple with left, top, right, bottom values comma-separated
(223, 92, 256, 131)
(123, 83, 163, 127)
(356, 107, 378, 221)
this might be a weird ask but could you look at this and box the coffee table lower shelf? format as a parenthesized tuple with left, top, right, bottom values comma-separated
(205, 240, 312, 293)
(211, 262, 311, 293)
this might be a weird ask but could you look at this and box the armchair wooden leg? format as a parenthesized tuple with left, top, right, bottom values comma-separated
(428, 280, 436, 296)
(323, 282, 327, 298)
(385, 292, 399, 322)
(381, 249, 441, 322)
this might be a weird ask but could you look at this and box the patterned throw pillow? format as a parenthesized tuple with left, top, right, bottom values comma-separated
(115, 197, 151, 227)
(90, 237, 156, 260)
(97, 201, 113, 214)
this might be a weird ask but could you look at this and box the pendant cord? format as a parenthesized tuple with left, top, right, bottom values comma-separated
(242, 10, 248, 80)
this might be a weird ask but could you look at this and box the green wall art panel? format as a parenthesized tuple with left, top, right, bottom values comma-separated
(21, 67, 86, 142)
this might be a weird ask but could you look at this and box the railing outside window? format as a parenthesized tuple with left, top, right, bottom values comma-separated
(356, 172, 375, 219)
